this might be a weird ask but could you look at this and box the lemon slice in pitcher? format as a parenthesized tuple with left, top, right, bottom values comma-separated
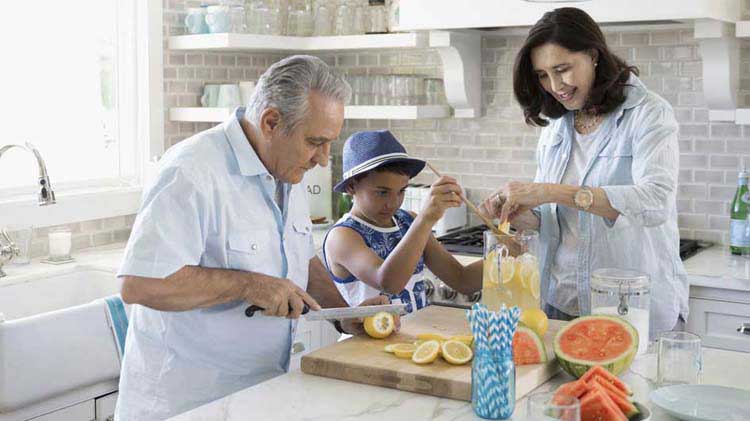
(500, 256, 516, 284)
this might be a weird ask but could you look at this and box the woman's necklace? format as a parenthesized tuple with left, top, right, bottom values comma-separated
(574, 110, 604, 134)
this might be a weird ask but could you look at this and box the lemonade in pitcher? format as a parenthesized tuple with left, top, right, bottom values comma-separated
(482, 230, 541, 312)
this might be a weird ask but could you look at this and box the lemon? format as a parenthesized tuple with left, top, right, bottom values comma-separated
(449, 335, 474, 347)
(498, 221, 510, 234)
(391, 343, 417, 359)
(527, 268, 541, 299)
(441, 340, 474, 365)
(412, 340, 441, 364)
(520, 308, 549, 337)
(363, 312, 395, 339)
(500, 255, 516, 284)
(416, 333, 447, 342)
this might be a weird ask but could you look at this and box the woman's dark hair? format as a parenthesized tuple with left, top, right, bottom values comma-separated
(513, 7, 639, 126)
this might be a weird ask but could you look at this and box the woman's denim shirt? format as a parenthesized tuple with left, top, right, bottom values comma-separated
(534, 74, 688, 339)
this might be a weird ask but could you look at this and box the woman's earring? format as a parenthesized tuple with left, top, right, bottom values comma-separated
(594, 62, 598, 67)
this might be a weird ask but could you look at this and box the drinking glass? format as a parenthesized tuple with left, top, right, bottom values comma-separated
(657, 331, 702, 387)
(48, 227, 72, 261)
(527, 391, 581, 421)
(8, 226, 33, 265)
(472, 350, 515, 419)
(313, 3, 332, 36)
(425, 78, 445, 105)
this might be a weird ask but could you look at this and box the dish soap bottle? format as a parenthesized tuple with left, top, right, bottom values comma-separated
(730, 169, 750, 255)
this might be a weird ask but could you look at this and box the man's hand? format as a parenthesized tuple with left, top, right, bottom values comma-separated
(339, 295, 402, 335)
(243, 272, 321, 319)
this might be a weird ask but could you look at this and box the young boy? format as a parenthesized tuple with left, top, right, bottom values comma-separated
(323, 130, 483, 313)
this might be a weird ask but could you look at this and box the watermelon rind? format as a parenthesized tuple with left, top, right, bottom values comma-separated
(514, 326, 548, 364)
(553, 315, 638, 378)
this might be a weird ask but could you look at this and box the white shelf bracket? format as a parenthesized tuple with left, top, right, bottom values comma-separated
(429, 30, 482, 119)
(694, 19, 738, 122)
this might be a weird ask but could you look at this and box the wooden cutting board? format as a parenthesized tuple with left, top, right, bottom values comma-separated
(301, 305, 564, 401)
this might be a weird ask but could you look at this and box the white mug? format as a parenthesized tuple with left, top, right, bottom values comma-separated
(239, 81, 256, 105)
(217, 84, 242, 108)
(200, 84, 220, 107)
(205, 5, 230, 33)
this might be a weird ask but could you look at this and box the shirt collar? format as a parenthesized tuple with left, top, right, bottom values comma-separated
(222, 107, 269, 177)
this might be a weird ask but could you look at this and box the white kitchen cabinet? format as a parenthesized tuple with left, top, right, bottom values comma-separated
(290, 319, 341, 369)
(686, 298, 750, 352)
(94, 392, 117, 421)
(28, 400, 94, 421)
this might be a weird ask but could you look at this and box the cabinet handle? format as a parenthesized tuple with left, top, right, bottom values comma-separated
(738, 323, 750, 335)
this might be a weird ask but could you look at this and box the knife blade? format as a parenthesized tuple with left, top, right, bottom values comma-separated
(244, 303, 407, 320)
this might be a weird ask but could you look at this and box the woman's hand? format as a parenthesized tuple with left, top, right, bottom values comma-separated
(481, 182, 549, 224)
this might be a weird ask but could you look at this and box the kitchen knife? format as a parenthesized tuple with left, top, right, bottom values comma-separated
(244, 303, 407, 320)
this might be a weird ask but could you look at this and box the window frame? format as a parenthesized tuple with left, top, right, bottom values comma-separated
(0, 0, 163, 228)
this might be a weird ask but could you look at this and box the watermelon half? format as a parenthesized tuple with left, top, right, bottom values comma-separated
(513, 326, 548, 365)
(553, 315, 638, 378)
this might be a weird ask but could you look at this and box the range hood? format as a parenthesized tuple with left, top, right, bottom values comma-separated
(393, 0, 740, 31)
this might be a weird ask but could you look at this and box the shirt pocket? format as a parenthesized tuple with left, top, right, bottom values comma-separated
(595, 140, 633, 186)
(226, 229, 272, 271)
(286, 219, 313, 285)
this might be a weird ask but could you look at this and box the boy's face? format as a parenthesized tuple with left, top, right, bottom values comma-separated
(348, 170, 410, 226)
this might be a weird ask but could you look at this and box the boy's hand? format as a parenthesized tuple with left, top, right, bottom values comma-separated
(420, 176, 463, 223)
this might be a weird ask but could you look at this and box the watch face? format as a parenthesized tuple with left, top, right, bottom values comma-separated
(576, 189, 593, 208)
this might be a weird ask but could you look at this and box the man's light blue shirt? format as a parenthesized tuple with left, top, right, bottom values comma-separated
(534, 74, 688, 339)
(115, 108, 314, 420)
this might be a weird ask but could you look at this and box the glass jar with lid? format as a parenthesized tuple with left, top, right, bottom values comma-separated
(590, 268, 650, 356)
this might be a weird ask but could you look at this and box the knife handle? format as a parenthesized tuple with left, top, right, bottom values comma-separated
(244, 303, 310, 318)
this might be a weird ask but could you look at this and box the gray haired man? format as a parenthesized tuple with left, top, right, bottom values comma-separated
(115, 55, 381, 420)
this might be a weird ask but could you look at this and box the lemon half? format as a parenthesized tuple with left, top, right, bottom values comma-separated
(363, 312, 395, 339)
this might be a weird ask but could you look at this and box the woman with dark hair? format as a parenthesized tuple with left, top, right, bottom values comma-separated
(480, 7, 687, 339)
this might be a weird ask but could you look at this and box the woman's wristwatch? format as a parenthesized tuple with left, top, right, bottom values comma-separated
(574, 186, 594, 210)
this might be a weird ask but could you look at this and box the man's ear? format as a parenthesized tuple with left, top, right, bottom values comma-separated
(259, 108, 282, 138)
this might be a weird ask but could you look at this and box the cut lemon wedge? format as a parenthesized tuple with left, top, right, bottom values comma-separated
(449, 335, 474, 347)
(416, 333, 447, 342)
(390, 343, 417, 359)
(498, 221, 510, 234)
(441, 340, 474, 365)
(412, 340, 441, 364)
(363, 312, 395, 339)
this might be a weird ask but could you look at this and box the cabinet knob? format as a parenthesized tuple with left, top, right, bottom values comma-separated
(738, 323, 750, 335)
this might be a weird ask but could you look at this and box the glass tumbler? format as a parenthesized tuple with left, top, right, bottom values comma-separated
(472, 350, 515, 419)
(527, 391, 581, 421)
(657, 331, 702, 387)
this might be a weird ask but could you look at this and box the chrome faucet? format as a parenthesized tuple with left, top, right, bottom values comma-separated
(0, 142, 56, 276)
(0, 142, 56, 206)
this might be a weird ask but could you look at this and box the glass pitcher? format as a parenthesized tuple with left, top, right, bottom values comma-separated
(482, 230, 540, 312)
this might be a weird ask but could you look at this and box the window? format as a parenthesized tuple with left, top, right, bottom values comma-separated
(0, 1, 162, 226)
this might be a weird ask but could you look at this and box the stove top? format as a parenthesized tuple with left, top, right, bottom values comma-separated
(436, 225, 709, 261)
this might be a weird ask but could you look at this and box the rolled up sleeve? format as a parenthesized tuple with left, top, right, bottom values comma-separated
(600, 103, 679, 228)
(118, 166, 208, 279)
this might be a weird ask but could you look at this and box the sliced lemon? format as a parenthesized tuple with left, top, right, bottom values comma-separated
(391, 343, 417, 359)
(412, 340, 441, 364)
(363, 311, 395, 339)
(528, 268, 541, 299)
(520, 308, 549, 337)
(441, 340, 474, 365)
(449, 335, 474, 347)
(500, 256, 516, 284)
(416, 333, 447, 342)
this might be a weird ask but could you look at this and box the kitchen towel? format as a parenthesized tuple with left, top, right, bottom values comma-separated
(103, 294, 129, 363)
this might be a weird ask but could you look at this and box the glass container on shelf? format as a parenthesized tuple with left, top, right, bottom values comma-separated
(482, 230, 540, 312)
(366, 0, 388, 33)
(590, 268, 651, 356)
(286, 0, 314, 36)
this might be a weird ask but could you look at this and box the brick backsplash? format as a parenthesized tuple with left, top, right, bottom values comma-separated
(159, 1, 750, 246)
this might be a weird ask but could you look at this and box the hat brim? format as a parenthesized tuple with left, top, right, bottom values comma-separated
(333, 157, 426, 193)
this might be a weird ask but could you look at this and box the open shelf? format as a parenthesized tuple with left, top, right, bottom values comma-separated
(168, 32, 428, 52)
(169, 105, 452, 122)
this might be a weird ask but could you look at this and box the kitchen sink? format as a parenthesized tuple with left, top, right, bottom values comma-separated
(0, 265, 124, 416)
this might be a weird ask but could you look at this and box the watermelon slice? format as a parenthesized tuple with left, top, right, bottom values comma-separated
(592, 375, 632, 402)
(580, 366, 634, 396)
(513, 326, 548, 365)
(554, 316, 638, 378)
(586, 380, 639, 419)
(580, 388, 627, 421)
(554, 379, 588, 400)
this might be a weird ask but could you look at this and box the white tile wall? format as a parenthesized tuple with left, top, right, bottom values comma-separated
(157, 0, 750, 246)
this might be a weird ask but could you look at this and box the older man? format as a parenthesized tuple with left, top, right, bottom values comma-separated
(115, 56, 371, 420)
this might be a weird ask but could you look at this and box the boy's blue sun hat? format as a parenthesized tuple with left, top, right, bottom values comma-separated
(334, 130, 425, 193)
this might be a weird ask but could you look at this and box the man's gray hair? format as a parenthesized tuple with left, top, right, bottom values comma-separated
(245, 55, 351, 135)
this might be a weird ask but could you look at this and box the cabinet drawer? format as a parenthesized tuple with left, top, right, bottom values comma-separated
(686, 298, 750, 352)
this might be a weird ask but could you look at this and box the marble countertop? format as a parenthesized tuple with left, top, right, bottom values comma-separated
(168, 345, 749, 420)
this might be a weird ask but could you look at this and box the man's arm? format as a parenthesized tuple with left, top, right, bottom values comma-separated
(121, 265, 320, 318)
(306, 256, 349, 308)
